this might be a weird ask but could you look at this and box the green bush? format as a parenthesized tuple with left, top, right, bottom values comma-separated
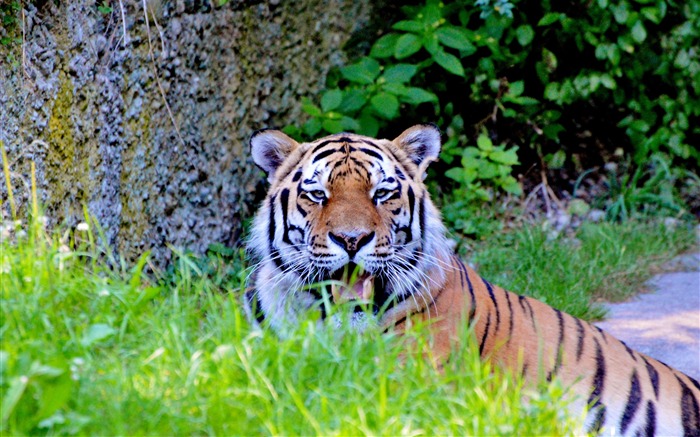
(284, 0, 699, 228)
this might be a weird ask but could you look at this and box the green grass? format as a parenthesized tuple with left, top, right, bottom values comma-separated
(1, 215, 578, 435)
(2, 212, 694, 435)
(471, 221, 697, 320)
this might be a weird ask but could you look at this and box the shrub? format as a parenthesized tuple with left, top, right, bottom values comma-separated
(284, 0, 700, 229)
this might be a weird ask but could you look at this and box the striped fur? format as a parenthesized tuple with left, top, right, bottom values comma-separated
(247, 126, 700, 436)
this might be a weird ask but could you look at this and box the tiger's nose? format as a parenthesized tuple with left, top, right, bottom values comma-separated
(329, 231, 375, 258)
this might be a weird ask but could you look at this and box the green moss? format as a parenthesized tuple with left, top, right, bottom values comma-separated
(45, 73, 90, 220)
(48, 74, 76, 164)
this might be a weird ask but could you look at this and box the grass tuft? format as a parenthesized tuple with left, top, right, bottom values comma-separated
(471, 221, 696, 320)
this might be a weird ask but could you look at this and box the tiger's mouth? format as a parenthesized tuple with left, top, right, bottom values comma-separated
(327, 262, 388, 313)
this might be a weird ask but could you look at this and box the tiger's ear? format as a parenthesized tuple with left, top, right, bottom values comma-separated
(250, 129, 300, 181)
(393, 124, 442, 166)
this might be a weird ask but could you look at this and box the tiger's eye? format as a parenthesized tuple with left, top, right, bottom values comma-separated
(310, 190, 326, 200)
(373, 189, 390, 199)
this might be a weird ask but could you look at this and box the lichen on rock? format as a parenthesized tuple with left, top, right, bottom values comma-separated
(1, 0, 372, 265)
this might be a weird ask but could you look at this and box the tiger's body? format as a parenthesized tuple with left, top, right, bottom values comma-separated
(247, 124, 700, 436)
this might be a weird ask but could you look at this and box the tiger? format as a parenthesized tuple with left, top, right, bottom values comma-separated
(245, 124, 700, 436)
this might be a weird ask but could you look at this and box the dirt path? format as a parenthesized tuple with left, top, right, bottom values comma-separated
(596, 253, 700, 379)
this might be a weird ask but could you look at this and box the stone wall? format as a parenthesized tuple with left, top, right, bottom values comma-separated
(0, 0, 371, 264)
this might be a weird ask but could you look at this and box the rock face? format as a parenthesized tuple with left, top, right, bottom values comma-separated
(0, 0, 370, 265)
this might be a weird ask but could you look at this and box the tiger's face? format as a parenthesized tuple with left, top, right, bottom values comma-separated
(248, 125, 451, 331)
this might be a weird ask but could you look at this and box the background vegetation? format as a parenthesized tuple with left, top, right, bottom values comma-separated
(285, 0, 700, 236)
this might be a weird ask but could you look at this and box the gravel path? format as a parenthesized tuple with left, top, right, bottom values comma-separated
(596, 253, 700, 379)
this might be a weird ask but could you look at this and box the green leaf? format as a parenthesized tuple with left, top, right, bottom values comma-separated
(422, 33, 440, 55)
(538, 13, 561, 26)
(322, 119, 344, 134)
(338, 89, 367, 113)
(393, 20, 423, 33)
(301, 98, 323, 117)
(370, 92, 400, 119)
(402, 87, 437, 104)
(34, 367, 72, 421)
(515, 25, 534, 46)
(476, 134, 493, 151)
(340, 57, 381, 84)
(612, 2, 629, 24)
(445, 167, 466, 183)
(490, 148, 519, 165)
(382, 64, 418, 83)
(432, 50, 464, 76)
(303, 118, 322, 137)
(501, 176, 522, 195)
(394, 34, 422, 59)
(641, 5, 665, 24)
(600, 74, 616, 89)
(370, 33, 401, 58)
(630, 20, 646, 43)
(545, 150, 566, 169)
(1, 374, 28, 423)
(358, 112, 379, 137)
(382, 83, 408, 96)
(435, 26, 474, 52)
(81, 324, 116, 347)
(340, 116, 360, 131)
(508, 81, 524, 97)
(320, 89, 343, 112)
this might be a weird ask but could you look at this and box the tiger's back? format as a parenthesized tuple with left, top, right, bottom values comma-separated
(247, 124, 700, 436)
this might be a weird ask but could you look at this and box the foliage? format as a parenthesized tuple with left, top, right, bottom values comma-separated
(0, 1, 21, 47)
(599, 154, 696, 221)
(283, 0, 700, 233)
(0, 213, 579, 435)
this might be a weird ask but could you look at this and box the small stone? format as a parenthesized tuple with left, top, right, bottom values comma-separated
(587, 209, 606, 223)
(663, 217, 680, 229)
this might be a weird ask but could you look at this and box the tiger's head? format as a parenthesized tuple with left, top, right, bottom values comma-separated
(247, 124, 452, 331)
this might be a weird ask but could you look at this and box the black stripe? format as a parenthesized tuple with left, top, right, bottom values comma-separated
(274, 154, 305, 183)
(280, 189, 292, 245)
(311, 136, 360, 154)
(296, 203, 307, 217)
(620, 370, 642, 434)
(574, 316, 585, 362)
(589, 406, 606, 434)
(459, 258, 477, 320)
(292, 170, 302, 182)
(359, 147, 383, 161)
(621, 340, 637, 361)
(483, 279, 500, 334)
(587, 338, 606, 433)
(245, 290, 266, 325)
(312, 148, 339, 163)
(504, 290, 514, 343)
(642, 356, 660, 399)
(478, 312, 491, 356)
(419, 196, 426, 241)
(547, 309, 565, 382)
(518, 295, 537, 330)
(678, 375, 700, 436)
(688, 375, 700, 392)
(595, 326, 609, 343)
(643, 401, 656, 437)
(268, 194, 278, 266)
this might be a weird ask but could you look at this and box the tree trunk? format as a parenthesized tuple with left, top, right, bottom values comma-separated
(0, 0, 370, 265)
